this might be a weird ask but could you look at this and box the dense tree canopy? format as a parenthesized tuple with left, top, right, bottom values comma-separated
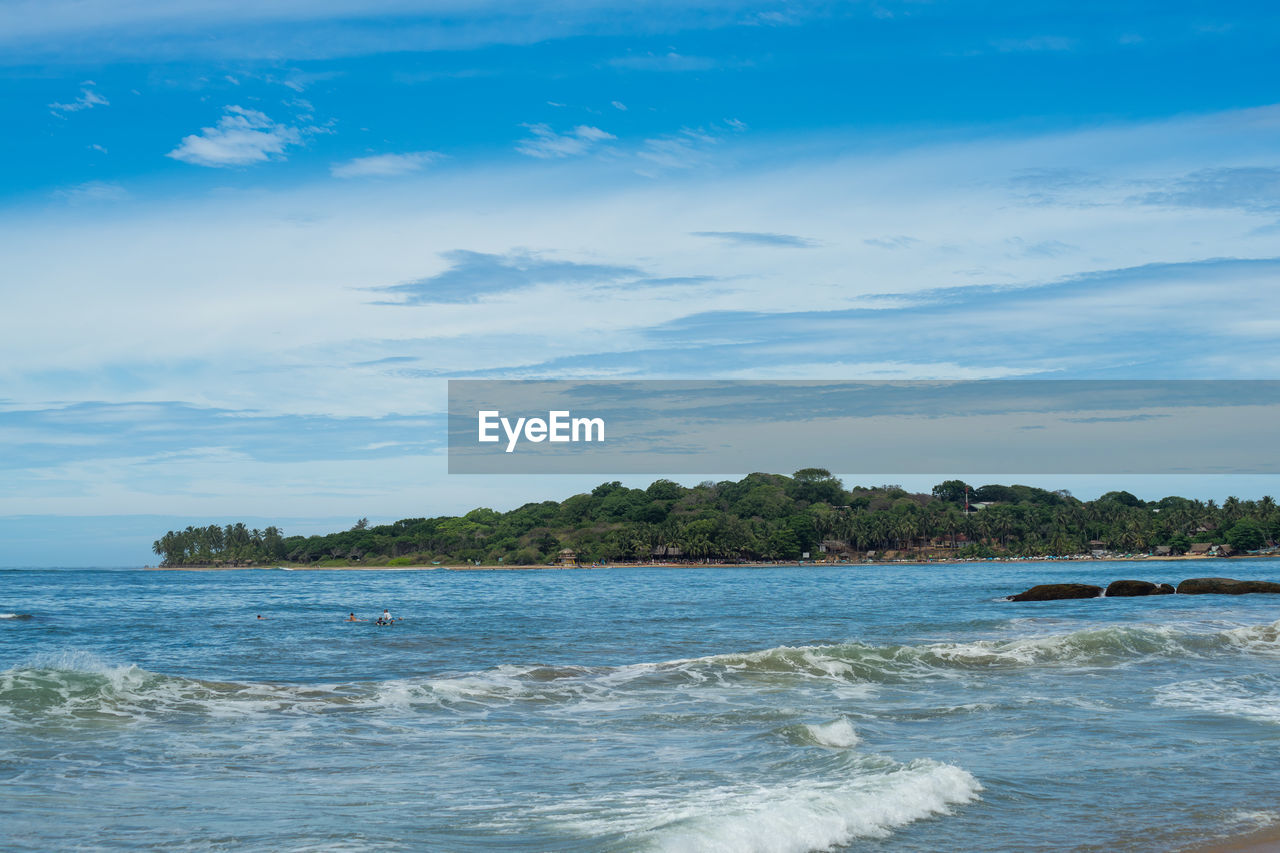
(152, 471, 1280, 567)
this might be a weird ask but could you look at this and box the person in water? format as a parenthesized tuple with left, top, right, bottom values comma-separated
(377, 609, 393, 625)
(346, 613, 360, 622)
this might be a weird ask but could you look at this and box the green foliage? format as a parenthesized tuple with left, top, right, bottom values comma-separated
(152, 476, 1280, 566)
(645, 479, 685, 501)
(788, 468, 845, 505)
(1098, 490, 1144, 508)
(973, 484, 1019, 503)
(931, 480, 972, 505)
(1226, 519, 1266, 551)
(766, 527, 802, 560)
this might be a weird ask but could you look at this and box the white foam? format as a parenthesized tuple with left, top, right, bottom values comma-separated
(1230, 810, 1279, 827)
(1154, 674, 1280, 724)
(1217, 620, 1280, 654)
(549, 758, 980, 853)
(804, 717, 860, 748)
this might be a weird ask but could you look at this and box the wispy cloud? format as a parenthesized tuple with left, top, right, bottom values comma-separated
(1005, 237, 1077, 258)
(166, 106, 304, 168)
(635, 120, 747, 175)
(864, 235, 920, 250)
(1135, 166, 1280, 213)
(638, 127, 719, 171)
(353, 356, 419, 366)
(0, 401, 443, 469)
(447, 257, 1280, 380)
(515, 123, 615, 158)
(50, 180, 128, 203)
(1008, 168, 1105, 206)
(49, 85, 108, 115)
(608, 52, 720, 72)
(374, 249, 643, 305)
(331, 151, 441, 178)
(691, 231, 817, 248)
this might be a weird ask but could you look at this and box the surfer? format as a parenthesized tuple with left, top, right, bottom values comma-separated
(345, 613, 361, 622)
(376, 609, 394, 625)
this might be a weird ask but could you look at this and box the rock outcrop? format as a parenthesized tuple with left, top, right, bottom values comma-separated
(1007, 583, 1104, 602)
(1105, 580, 1176, 597)
(1176, 577, 1280, 595)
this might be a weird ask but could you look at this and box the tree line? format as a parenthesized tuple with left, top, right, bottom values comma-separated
(151, 470, 1280, 567)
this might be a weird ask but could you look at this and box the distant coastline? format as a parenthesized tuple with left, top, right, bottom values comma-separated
(149, 471, 1280, 571)
(144, 551, 1276, 571)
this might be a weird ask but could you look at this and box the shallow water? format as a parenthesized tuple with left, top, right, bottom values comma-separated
(2, 561, 1279, 851)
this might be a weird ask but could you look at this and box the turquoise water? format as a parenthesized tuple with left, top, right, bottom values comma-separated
(2, 561, 1279, 851)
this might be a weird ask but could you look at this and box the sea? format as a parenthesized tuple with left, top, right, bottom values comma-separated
(2, 560, 1279, 852)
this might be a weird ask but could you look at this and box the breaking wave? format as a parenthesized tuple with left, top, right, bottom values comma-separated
(6, 619, 1277, 723)
(798, 717, 861, 748)
(540, 756, 981, 853)
(0, 651, 354, 725)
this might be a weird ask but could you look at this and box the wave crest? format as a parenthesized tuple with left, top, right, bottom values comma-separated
(6, 619, 1276, 721)
(543, 756, 980, 853)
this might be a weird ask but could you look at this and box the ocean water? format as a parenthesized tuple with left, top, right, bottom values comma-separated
(2, 561, 1279, 852)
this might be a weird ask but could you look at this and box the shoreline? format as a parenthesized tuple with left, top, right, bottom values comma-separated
(142, 552, 1277, 571)
(1182, 824, 1280, 853)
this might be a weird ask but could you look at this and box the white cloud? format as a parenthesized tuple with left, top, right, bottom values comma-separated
(50, 180, 128, 203)
(330, 151, 441, 178)
(0, 2, 751, 64)
(49, 86, 108, 115)
(166, 105, 303, 168)
(611, 100, 628, 111)
(4, 101, 1279, 426)
(516, 123, 615, 158)
(637, 127, 719, 172)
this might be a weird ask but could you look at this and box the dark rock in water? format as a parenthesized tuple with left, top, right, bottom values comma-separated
(1105, 580, 1175, 597)
(1007, 583, 1104, 602)
(1176, 577, 1280, 595)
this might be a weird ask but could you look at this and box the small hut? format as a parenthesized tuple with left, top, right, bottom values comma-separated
(556, 548, 578, 566)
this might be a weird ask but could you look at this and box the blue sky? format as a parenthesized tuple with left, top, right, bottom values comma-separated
(3, 1, 1280, 564)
